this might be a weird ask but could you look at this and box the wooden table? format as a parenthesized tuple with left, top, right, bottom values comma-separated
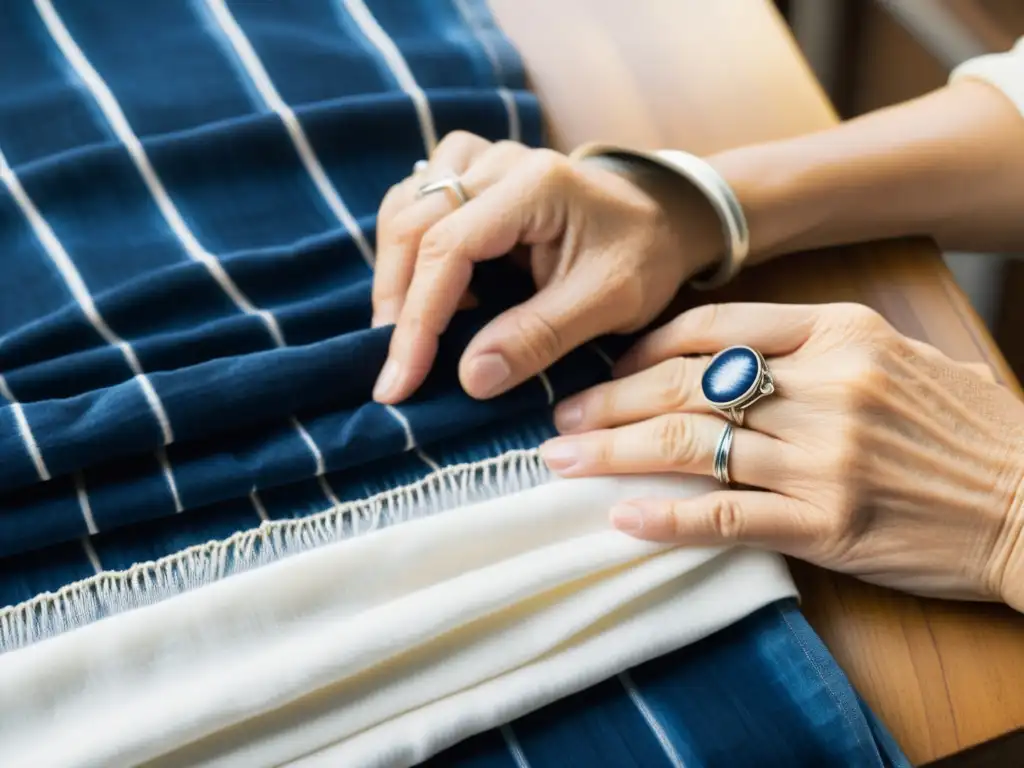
(489, 0, 1024, 763)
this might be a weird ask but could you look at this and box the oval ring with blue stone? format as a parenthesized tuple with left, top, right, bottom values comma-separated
(700, 345, 775, 426)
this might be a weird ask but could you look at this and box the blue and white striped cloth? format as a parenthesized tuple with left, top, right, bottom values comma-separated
(0, 1, 908, 765)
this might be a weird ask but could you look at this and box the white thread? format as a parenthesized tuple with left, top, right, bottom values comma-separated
(499, 89, 521, 143)
(249, 489, 270, 522)
(618, 671, 687, 768)
(74, 472, 99, 536)
(156, 447, 184, 512)
(291, 416, 326, 476)
(0, 374, 16, 403)
(500, 724, 531, 768)
(0, 449, 552, 654)
(0, 149, 175, 447)
(202, 0, 375, 267)
(9, 401, 51, 482)
(317, 476, 343, 510)
(337, 0, 438, 154)
(590, 343, 615, 369)
(80, 537, 103, 575)
(537, 372, 555, 405)
(34, 0, 286, 348)
(415, 448, 442, 473)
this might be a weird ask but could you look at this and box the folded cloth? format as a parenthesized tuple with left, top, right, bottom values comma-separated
(423, 599, 910, 768)
(0, 471, 798, 767)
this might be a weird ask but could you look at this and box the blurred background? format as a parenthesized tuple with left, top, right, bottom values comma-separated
(775, 0, 1024, 377)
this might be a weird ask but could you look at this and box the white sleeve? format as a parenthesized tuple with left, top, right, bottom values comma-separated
(950, 37, 1024, 117)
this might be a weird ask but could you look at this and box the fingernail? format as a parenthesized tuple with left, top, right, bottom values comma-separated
(539, 439, 583, 473)
(373, 359, 401, 401)
(466, 353, 511, 398)
(610, 503, 646, 533)
(554, 401, 583, 433)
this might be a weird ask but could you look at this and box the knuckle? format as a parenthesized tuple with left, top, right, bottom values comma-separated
(417, 223, 456, 264)
(379, 180, 412, 220)
(652, 415, 698, 466)
(659, 359, 697, 410)
(512, 309, 564, 366)
(839, 351, 887, 410)
(707, 497, 745, 540)
(678, 303, 722, 340)
(436, 129, 478, 153)
(528, 148, 573, 185)
(831, 302, 889, 335)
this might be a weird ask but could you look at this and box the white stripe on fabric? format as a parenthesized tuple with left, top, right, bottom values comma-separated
(10, 401, 51, 482)
(499, 724, 531, 768)
(317, 477, 343, 511)
(156, 447, 185, 513)
(338, 0, 438, 155)
(73, 472, 99, 536)
(80, 537, 103, 575)
(499, 89, 521, 143)
(618, 671, 687, 768)
(34, 0, 286, 348)
(36, 0, 346, 506)
(0, 148, 175, 447)
(0, 369, 50, 482)
(249, 489, 271, 522)
(451, 0, 521, 142)
(203, 0, 440, 474)
(202, 0, 375, 267)
(590, 342, 616, 370)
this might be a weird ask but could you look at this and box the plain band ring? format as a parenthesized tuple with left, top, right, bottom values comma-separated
(713, 421, 734, 486)
(416, 175, 469, 207)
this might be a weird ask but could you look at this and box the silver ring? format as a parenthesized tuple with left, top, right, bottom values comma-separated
(701, 345, 775, 426)
(713, 421, 734, 486)
(416, 175, 469, 207)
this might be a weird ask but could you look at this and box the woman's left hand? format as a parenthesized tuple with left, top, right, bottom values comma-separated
(539, 302, 1024, 609)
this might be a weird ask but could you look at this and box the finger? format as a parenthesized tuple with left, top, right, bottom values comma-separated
(553, 355, 798, 436)
(538, 412, 792, 492)
(458, 265, 630, 399)
(374, 150, 575, 404)
(373, 131, 492, 326)
(608, 490, 826, 553)
(615, 303, 818, 377)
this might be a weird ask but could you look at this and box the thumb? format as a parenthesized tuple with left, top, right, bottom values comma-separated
(458, 269, 622, 399)
(609, 490, 825, 554)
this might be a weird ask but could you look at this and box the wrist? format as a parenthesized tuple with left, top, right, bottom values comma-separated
(585, 153, 725, 279)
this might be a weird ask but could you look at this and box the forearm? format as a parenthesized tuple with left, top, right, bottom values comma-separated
(707, 80, 1024, 265)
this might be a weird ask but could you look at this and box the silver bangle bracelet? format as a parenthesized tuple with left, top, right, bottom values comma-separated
(570, 143, 750, 291)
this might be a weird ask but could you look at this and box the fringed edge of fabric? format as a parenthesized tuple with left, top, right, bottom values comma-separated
(0, 448, 552, 653)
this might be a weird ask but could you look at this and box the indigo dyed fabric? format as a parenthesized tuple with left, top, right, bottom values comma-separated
(0, 1, 907, 765)
(0, 0, 616, 600)
(425, 600, 909, 768)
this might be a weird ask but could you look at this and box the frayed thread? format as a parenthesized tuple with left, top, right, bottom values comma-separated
(0, 448, 552, 654)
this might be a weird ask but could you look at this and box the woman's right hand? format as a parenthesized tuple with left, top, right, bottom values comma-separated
(371, 132, 726, 404)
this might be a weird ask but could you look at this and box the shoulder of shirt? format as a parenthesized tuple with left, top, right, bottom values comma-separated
(950, 36, 1024, 117)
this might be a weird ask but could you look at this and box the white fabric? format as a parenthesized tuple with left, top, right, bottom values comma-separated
(951, 36, 1024, 116)
(0, 473, 795, 768)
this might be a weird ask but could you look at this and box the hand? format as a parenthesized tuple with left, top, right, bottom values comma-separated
(539, 302, 1024, 609)
(371, 131, 723, 403)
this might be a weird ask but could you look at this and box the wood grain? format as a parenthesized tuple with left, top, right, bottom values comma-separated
(488, 0, 1024, 762)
